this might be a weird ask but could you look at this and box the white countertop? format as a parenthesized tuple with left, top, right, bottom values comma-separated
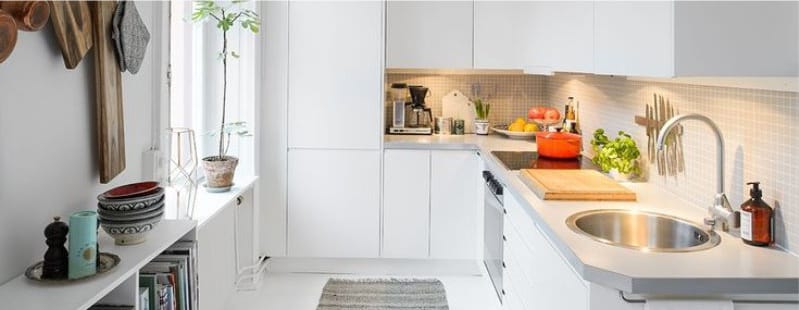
(386, 134, 799, 296)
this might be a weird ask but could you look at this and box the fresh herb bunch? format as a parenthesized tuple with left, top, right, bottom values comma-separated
(590, 129, 641, 175)
(474, 98, 491, 120)
(192, 1, 260, 160)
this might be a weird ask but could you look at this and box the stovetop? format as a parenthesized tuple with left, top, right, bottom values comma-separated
(491, 151, 590, 171)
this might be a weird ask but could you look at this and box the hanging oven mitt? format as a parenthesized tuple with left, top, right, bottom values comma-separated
(113, 1, 150, 74)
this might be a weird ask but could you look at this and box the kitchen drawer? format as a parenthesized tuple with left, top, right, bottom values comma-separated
(502, 192, 589, 310)
(501, 268, 527, 310)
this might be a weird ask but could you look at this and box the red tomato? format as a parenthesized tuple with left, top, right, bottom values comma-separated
(544, 108, 561, 122)
(528, 107, 547, 120)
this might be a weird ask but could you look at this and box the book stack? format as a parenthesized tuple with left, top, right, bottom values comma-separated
(139, 241, 199, 310)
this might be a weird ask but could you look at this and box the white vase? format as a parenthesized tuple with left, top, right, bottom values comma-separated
(474, 119, 490, 135)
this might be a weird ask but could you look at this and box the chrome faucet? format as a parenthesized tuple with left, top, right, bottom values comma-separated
(656, 114, 740, 232)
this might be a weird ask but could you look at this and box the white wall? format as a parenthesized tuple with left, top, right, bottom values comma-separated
(0, 2, 163, 284)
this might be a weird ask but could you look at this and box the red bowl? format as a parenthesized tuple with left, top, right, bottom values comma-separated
(536, 132, 582, 159)
(101, 181, 160, 199)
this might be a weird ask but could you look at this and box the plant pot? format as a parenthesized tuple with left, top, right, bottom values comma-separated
(474, 119, 490, 135)
(201, 156, 238, 192)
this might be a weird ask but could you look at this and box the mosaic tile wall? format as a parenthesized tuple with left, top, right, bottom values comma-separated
(385, 73, 549, 128)
(547, 74, 799, 253)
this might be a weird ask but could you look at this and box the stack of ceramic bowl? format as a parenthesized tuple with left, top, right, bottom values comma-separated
(97, 182, 165, 245)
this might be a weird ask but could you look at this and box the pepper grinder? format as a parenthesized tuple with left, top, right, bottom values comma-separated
(42, 217, 69, 279)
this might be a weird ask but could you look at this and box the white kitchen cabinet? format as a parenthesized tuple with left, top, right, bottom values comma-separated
(288, 1, 383, 149)
(594, 1, 799, 77)
(287, 149, 381, 257)
(594, 1, 675, 77)
(198, 202, 237, 310)
(430, 150, 481, 260)
(386, 1, 473, 69)
(502, 191, 589, 310)
(382, 150, 431, 258)
(474, 1, 593, 73)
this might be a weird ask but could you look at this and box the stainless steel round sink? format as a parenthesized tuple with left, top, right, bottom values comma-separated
(566, 209, 721, 252)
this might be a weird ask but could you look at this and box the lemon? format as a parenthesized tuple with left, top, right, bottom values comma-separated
(508, 123, 525, 132)
(523, 123, 538, 132)
(513, 117, 526, 125)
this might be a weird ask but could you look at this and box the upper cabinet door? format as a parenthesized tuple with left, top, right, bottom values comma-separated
(594, 1, 675, 77)
(288, 1, 383, 149)
(673, 1, 799, 77)
(474, 1, 593, 73)
(525, 2, 594, 74)
(473, 1, 529, 70)
(386, 1, 473, 69)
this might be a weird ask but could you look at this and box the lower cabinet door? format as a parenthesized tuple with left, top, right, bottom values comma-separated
(198, 202, 236, 309)
(287, 149, 381, 257)
(382, 149, 431, 258)
(430, 150, 481, 259)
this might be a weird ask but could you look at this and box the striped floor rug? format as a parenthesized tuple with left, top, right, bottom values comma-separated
(317, 278, 450, 310)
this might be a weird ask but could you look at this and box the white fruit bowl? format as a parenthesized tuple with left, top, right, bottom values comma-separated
(492, 125, 537, 140)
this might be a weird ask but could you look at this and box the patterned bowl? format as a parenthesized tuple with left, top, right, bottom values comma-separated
(98, 202, 164, 222)
(97, 198, 164, 217)
(97, 187, 164, 212)
(100, 212, 163, 245)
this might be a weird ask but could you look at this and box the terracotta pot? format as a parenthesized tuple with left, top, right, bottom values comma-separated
(202, 156, 238, 190)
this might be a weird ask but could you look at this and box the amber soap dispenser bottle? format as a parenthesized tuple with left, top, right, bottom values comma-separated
(740, 182, 774, 246)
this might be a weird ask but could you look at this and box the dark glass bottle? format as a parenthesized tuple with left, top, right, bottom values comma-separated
(740, 182, 774, 246)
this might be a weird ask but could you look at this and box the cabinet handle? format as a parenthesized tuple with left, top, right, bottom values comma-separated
(236, 196, 243, 206)
(503, 235, 507, 242)
(502, 261, 506, 268)
(501, 289, 506, 296)
(503, 208, 507, 215)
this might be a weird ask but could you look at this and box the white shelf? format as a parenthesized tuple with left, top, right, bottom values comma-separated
(0, 220, 196, 310)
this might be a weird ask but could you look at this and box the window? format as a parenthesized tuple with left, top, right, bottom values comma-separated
(169, 1, 257, 179)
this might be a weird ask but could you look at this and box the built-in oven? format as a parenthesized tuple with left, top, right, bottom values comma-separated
(482, 170, 505, 302)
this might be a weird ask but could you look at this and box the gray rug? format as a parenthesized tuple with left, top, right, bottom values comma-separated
(317, 278, 449, 310)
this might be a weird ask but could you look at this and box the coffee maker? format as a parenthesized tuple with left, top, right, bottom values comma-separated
(389, 85, 433, 135)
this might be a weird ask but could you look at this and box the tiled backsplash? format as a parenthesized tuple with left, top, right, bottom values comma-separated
(385, 73, 548, 127)
(548, 74, 798, 253)
(385, 72, 799, 253)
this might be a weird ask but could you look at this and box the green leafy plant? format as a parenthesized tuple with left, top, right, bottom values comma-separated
(591, 129, 641, 175)
(206, 121, 253, 156)
(474, 98, 491, 120)
(192, 1, 260, 160)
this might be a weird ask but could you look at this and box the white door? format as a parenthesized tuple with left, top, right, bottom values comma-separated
(288, 1, 383, 149)
(382, 150, 431, 258)
(430, 150, 480, 259)
(386, 1, 473, 69)
(287, 149, 381, 257)
(594, 1, 674, 77)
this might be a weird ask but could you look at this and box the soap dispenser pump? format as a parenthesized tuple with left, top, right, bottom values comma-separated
(740, 182, 774, 246)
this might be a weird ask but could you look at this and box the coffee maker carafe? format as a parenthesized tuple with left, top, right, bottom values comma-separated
(408, 85, 433, 127)
(389, 84, 433, 135)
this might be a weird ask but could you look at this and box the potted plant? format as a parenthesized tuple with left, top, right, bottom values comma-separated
(590, 129, 641, 181)
(473, 98, 491, 135)
(192, 1, 260, 192)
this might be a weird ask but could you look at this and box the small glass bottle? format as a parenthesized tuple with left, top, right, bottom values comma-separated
(740, 182, 774, 246)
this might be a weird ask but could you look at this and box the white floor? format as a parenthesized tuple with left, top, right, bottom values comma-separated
(229, 260, 502, 310)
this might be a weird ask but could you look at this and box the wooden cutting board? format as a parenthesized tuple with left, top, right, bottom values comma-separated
(91, 1, 125, 184)
(442, 90, 476, 133)
(520, 169, 637, 201)
(50, 1, 93, 69)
